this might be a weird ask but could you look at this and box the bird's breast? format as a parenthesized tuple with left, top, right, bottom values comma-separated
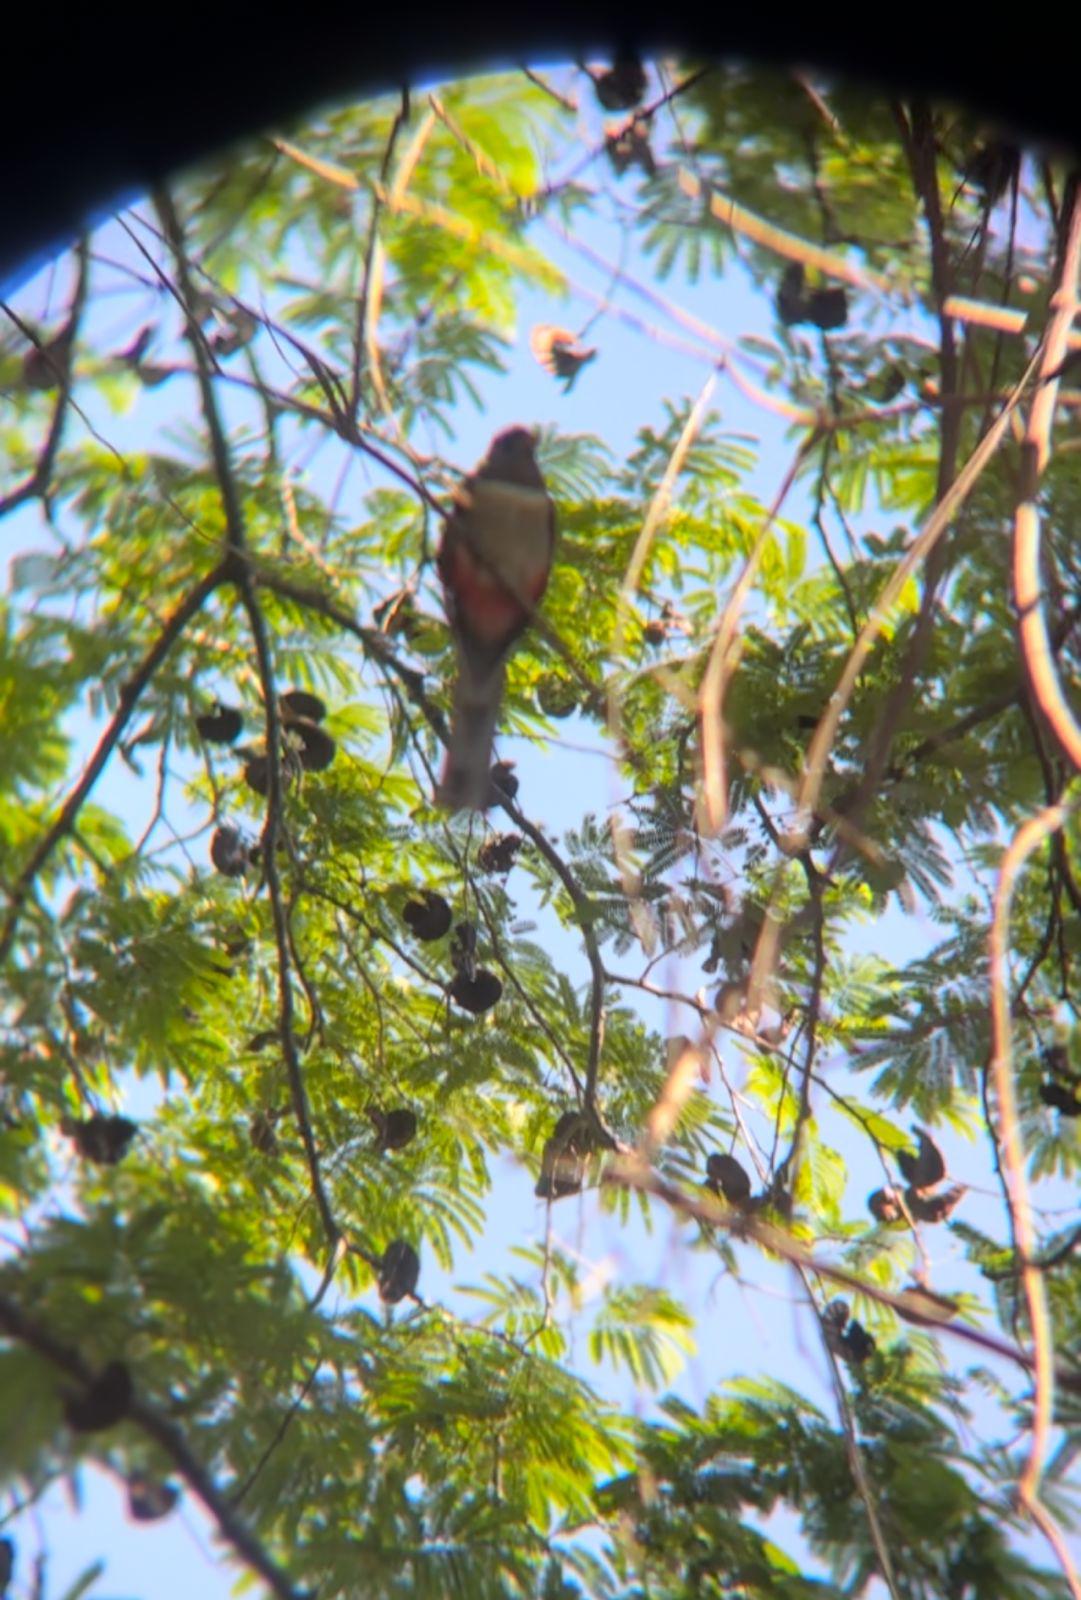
(453, 480, 553, 595)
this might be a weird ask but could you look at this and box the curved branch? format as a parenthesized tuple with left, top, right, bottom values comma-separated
(988, 800, 1074, 1510)
(1013, 175, 1081, 772)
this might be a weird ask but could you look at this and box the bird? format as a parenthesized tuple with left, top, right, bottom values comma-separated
(436, 427, 556, 810)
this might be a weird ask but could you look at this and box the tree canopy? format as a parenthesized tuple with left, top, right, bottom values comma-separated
(1, 58, 1079, 1600)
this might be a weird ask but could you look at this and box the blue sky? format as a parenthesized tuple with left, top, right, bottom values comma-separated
(3, 59, 1075, 1600)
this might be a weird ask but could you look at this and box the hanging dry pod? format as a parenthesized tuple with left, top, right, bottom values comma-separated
(489, 760, 519, 802)
(22, 326, 72, 391)
(195, 703, 243, 744)
(476, 832, 523, 875)
(62, 1360, 132, 1433)
(288, 717, 336, 772)
(840, 1320, 876, 1365)
(249, 1110, 280, 1156)
(210, 825, 249, 878)
(127, 1475, 180, 1522)
(369, 1107, 418, 1152)
(704, 1150, 752, 1207)
(402, 890, 452, 942)
(592, 55, 648, 110)
(378, 1240, 420, 1303)
(605, 117, 656, 178)
(535, 1110, 592, 1200)
(280, 689, 328, 724)
(449, 970, 502, 1015)
(64, 1113, 138, 1166)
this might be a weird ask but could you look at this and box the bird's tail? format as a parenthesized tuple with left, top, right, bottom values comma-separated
(436, 660, 506, 811)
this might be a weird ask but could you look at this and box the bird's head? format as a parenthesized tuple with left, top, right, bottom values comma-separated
(487, 426, 539, 474)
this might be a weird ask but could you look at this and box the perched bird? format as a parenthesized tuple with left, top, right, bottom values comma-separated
(436, 428, 556, 811)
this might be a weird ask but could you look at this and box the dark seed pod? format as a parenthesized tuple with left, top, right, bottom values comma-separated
(280, 689, 327, 724)
(476, 832, 523, 874)
(1043, 1042, 1073, 1079)
(195, 703, 243, 744)
(704, 1151, 752, 1207)
(1040, 1079, 1081, 1115)
(840, 1319, 876, 1365)
(127, 1475, 179, 1522)
(776, 262, 808, 326)
(289, 717, 336, 772)
(489, 761, 519, 801)
(249, 1110, 279, 1156)
(868, 1186, 903, 1224)
(242, 753, 270, 796)
(605, 119, 656, 178)
(65, 1113, 138, 1166)
(369, 1107, 417, 1152)
(535, 1141, 584, 1199)
(402, 890, 452, 942)
(378, 1239, 420, 1303)
(210, 308, 257, 357)
(905, 1183, 965, 1224)
(246, 1029, 281, 1052)
(823, 1297, 849, 1330)
(449, 969, 503, 1014)
(896, 1126, 946, 1193)
(210, 825, 249, 878)
(63, 1360, 132, 1433)
(536, 1111, 591, 1198)
(593, 55, 648, 111)
(806, 286, 848, 330)
(822, 1298, 850, 1356)
(965, 139, 1021, 203)
(22, 329, 71, 391)
(865, 364, 906, 404)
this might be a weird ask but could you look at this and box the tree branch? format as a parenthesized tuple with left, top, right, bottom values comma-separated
(0, 562, 227, 968)
(0, 1292, 306, 1600)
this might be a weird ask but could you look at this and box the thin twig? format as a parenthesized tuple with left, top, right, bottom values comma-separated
(0, 238, 90, 519)
(0, 563, 227, 967)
